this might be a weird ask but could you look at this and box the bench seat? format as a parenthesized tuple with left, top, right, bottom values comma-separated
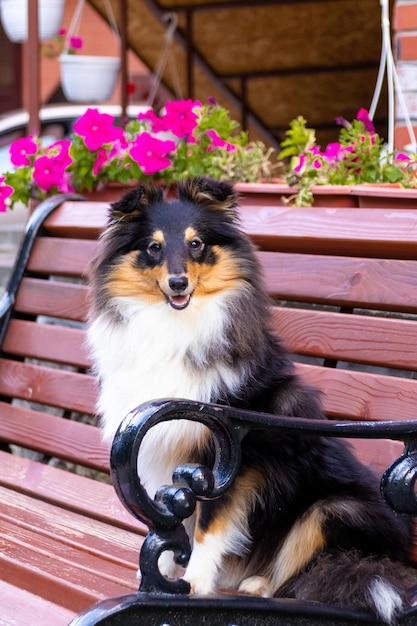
(1, 190, 417, 623)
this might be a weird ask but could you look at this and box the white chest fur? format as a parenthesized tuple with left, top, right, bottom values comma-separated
(88, 293, 242, 443)
(88, 293, 244, 498)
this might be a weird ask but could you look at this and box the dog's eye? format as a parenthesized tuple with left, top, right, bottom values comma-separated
(189, 238, 204, 252)
(147, 241, 162, 256)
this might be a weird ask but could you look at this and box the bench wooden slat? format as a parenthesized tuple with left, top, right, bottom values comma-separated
(273, 307, 417, 369)
(343, 438, 403, 479)
(240, 205, 417, 257)
(0, 451, 146, 533)
(0, 526, 135, 613)
(43, 201, 417, 258)
(0, 471, 144, 614)
(0, 359, 96, 413)
(260, 252, 417, 311)
(15, 277, 90, 321)
(28, 237, 96, 276)
(43, 201, 107, 238)
(0, 579, 76, 626)
(0, 402, 105, 471)
(3, 319, 90, 368)
(298, 363, 417, 422)
(0, 487, 142, 561)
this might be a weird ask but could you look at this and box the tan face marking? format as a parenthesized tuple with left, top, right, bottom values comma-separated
(184, 226, 199, 242)
(151, 230, 165, 245)
(192, 246, 246, 297)
(106, 252, 166, 304)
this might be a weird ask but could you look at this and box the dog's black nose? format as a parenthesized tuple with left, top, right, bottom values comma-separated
(169, 275, 189, 292)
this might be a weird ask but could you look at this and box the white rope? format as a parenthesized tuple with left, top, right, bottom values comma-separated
(369, 41, 386, 121)
(64, 0, 120, 54)
(147, 12, 183, 106)
(103, 0, 120, 40)
(369, 0, 416, 152)
(63, 0, 85, 54)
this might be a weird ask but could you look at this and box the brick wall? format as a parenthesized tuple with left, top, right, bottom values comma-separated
(394, 0, 417, 149)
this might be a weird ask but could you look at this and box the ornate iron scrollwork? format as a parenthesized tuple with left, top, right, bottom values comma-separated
(110, 398, 417, 595)
(381, 439, 417, 515)
(110, 399, 247, 593)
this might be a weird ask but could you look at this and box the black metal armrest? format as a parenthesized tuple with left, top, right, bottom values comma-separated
(110, 399, 417, 595)
(70, 399, 417, 626)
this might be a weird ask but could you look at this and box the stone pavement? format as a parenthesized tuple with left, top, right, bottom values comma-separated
(0, 204, 28, 293)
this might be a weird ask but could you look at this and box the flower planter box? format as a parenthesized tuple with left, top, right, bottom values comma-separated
(234, 182, 417, 209)
(79, 182, 417, 210)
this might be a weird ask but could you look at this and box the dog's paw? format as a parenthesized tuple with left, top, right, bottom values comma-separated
(238, 575, 272, 598)
(184, 561, 215, 596)
(183, 571, 216, 596)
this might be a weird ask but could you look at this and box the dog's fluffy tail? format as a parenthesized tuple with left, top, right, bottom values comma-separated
(278, 551, 416, 624)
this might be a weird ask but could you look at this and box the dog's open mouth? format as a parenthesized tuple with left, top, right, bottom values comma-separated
(168, 294, 191, 310)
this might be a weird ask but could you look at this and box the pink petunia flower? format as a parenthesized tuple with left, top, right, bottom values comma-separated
(0, 176, 13, 212)
(108, 137, 128, 159)
(138, 109, 164, 131)
(47, 140, 72, 168)
(161, 100, 201, 138)
(10, 136, 38, 167)
(322, 142, 345, 162)
(33, 155, 68, 192)
(129, 132, 176, 175)
(293, 154, 306, 173)
(69, 36, 83, 50)
(335, 115, 350, 129)
(138, 101, 202, 139)
(396, 153, 411, 162)
(73, 108, 124, 151)
(356, 108, 375, 134)
(206, 129, 236, 152)
(57, 171, 74, 193)
(93, 148, 108, 176)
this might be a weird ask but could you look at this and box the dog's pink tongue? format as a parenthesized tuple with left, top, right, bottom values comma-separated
(172, 296, 188, 305)
(170, 295, 190, 309)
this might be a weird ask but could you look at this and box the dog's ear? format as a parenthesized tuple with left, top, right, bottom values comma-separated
(109, 184, 164, 223)
(178, 177, 239, 220)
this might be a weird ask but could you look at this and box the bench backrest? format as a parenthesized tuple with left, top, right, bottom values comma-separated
(0, 191, 416, 548)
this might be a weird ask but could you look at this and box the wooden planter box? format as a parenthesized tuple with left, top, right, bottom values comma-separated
(79, 182, 417, 209)
(234, 182, 417, 208)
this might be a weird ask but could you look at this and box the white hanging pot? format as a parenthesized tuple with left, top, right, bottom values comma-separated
(59, 54, 120, 103)
(0, 0, 66, 43)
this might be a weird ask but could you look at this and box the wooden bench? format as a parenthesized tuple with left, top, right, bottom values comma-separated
(1, 186, 417, 625)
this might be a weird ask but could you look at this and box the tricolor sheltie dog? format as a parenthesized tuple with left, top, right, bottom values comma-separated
(87, 176, 416, 624)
